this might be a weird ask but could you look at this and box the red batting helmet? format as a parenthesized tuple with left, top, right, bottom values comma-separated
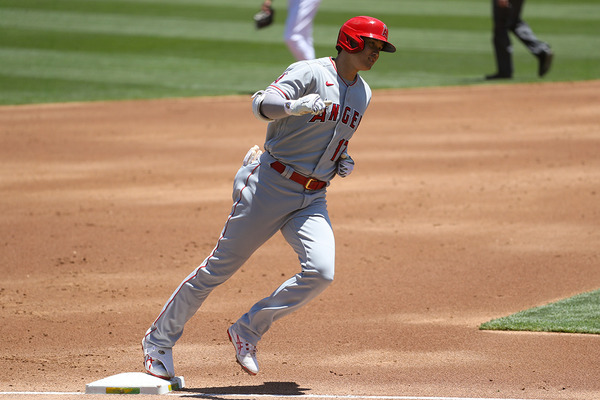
(336, 16, 396, 54)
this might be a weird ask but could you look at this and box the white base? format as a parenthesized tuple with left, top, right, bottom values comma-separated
(85, 372, 185, 395)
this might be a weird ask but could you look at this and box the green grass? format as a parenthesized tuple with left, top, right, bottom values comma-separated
(0, 0, 599, 105)
(480, 289, 600, 335)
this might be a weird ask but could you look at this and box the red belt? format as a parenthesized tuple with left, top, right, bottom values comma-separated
(270, 161, 327, 191)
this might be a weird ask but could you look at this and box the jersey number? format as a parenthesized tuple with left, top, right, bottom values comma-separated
(331, 139, 349, 161)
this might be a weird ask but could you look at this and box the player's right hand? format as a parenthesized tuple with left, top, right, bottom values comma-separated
(285, 94, 331, 116)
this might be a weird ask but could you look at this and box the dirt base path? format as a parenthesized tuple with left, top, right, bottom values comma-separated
(1, 81, 599, 400)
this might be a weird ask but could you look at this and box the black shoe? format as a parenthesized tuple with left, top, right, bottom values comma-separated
(485, 73, 512, 80)
(538, 50, 554, 77)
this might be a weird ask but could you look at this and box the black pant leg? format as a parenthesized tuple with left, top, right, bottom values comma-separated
(509, 0, 552, 56)
(491, 0, 513, 76)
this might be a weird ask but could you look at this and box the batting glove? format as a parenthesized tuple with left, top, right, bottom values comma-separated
(243, 145, 263, 166)
(285, 94, 332, 116)
(337, 152, 355, 178)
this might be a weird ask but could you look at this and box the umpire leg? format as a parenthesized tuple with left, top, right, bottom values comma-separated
(508, 0, 553, 76)
(509, 0, 552, 56)
(491, 0, 513, 77)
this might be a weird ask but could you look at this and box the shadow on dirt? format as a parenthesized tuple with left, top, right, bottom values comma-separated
(178, 381, 310, 398)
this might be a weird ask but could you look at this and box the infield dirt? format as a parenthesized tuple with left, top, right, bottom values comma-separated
(1, 81, 599, 400)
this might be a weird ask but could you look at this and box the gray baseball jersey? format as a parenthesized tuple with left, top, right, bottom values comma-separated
(265, 56, 371, 180)
(144, 56, 372, 350)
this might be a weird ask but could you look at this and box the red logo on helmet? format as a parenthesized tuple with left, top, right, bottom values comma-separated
(382, 25, 388, 39)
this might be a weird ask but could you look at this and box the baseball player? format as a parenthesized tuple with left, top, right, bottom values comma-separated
(259, 0, 322, 60)
(142, 16, 396, 378)
(486, 0, 553, 79)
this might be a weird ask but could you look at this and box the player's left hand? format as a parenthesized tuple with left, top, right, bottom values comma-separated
(337, 152, 354, 178)
(285, 94, 332, 116)
(243, 145, 263, 166)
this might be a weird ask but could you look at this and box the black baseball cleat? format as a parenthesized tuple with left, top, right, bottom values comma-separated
(538, 50, 554, 77)
(485, 73, 512, 80)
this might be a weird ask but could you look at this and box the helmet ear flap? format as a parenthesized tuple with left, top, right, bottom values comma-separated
(337, 31, 364, 53)
(347, 35, 364, 53)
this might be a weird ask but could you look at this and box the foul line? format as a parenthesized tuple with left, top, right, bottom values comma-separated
(173, 395, 544, 400)
(0, 392, 544, 400)
(0, 393, 82, 396)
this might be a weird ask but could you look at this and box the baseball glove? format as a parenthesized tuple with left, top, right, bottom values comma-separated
(254, 2, 274, 29)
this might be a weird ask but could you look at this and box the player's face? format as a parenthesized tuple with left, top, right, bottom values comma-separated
(357, 38, 384, 70)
